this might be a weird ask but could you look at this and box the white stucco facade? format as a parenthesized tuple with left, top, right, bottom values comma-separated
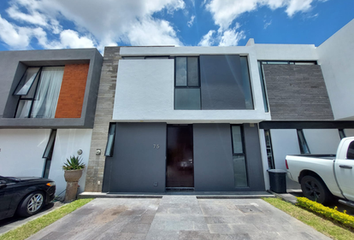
(0, 129, 51, 177)
(0, 128, 92, 197)
(317, 19, 354, 120)
(49, 129, 92, 197)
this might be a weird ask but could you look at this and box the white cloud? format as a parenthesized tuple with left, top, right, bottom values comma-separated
(198, 25, 244, 46)
(127, 17, 182, 46)
(187, 15, 195, 27)
(1, 0, 185, 50)
(6, 5, 47, 26)
(219, 28, 245, 46)
(198, 30, 216, 46)
(205, 0, 319, 30)
(286, 0, 313, 17)
(0, 14, 32, 48)
(58, 30, 96, 48)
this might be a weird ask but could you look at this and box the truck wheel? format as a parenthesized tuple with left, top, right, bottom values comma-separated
(17, 191, 45, 217)
(300, 175, 332, 204)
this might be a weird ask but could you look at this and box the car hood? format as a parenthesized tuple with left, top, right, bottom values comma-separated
(2, 176, 53, 183)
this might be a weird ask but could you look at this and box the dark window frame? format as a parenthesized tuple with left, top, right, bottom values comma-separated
(105, 123, 116, 157)
(13, 65, 65, 118)
(230, 125, 249, 188)
(42, 129, 57, 179)
(339, 129, 346, 139)
(264, 129, 275, 169)
(174, 56, 201, 110)
(297, 129, 311, 154)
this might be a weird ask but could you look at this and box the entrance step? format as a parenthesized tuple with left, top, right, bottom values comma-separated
(79, 191, 274, 199)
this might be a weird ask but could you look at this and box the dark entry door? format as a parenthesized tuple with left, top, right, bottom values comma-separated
(166, 125, 194, 188)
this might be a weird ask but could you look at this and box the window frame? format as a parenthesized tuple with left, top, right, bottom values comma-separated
(13, 66, 64, 119)
(230, 125, 249, 188)
(174, 56, 201, 110)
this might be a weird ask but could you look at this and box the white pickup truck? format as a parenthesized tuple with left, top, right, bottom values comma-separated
(286, 137, 354, 205)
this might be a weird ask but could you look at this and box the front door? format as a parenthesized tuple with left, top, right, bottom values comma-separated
(166, 125, 194, 189)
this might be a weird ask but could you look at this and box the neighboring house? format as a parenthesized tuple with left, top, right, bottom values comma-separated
(84, 19, 354, 193)
(0, 49, 103, 197)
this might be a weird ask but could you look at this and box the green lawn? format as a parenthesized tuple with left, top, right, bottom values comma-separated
(0, 199, 93, 240)
(263, 197, 354, 240)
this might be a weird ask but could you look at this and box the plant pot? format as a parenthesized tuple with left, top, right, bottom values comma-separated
(64, 169, 83, 182)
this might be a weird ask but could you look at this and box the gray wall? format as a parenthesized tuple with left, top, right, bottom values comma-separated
(200, 55, 246, 110)
(263, 64, 334, 120)
(193, 124, 265, 191)
(243, 124, 265, 191)
(102, 123, 166, 192)
(193, 124, 234, 191)
(0, 48, 103, 128)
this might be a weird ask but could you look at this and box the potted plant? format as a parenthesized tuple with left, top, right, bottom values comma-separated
(63, 155, 85, 202)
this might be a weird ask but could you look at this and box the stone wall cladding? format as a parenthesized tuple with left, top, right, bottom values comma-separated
(263, 64, 334, 120)
(55, 64, 89, 118)
(84, 47, 121, 192)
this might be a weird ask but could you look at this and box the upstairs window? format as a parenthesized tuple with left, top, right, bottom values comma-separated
(174, 57, 201, 110)
(14, 67, 64, 118)
(174, 55, 253, 110)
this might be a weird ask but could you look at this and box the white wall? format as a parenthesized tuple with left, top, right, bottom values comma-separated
(345, 129, 354, 137)
(303, 129, 340, 154)
(254, 44, 318, 61)
(49, 129, 92, 198)
(0, 128, 92, 198)
(270, 129, 301, 189)
(0, 129, 51, 177)
(113, 56, 269, 123)
(317, 19, 354, 120)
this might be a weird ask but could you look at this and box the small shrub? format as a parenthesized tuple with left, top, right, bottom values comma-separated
(296, 197, 354, 229)
(62, 155, 85, 170)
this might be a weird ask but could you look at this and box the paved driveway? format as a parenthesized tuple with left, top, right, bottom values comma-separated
(27, 196, 330, 240)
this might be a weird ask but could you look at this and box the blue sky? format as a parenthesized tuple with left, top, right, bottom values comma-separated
(0, 0, 353, 52)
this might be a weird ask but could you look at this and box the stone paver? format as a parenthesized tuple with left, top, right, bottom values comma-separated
(25, 196, 331, 240)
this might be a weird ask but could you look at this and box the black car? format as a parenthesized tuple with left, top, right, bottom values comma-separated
(0, 176, 56, 220)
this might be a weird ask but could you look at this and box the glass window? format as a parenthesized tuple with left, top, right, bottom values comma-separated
(297, 129, 311, 154)
(14, 66, 64, 119)
(42, 130, 57, 179)
(175, 57, 201, 110)
(258, 62, 269, 112)
(240, 57, 253, 109)
(264, 130, 275, 169)
(105, 123, 116, 157)
(176, 57, 187, 86)
(231, 125, 248, 187)
(14, 67, 40, 96)
(232, 126, 243, 154)
(187, 57, 199, 87)
(175, 89, 201, 110)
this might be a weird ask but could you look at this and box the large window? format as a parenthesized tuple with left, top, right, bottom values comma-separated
(231, 125, 248, 187)
(174, 57, 201, 110)
(13, 66, 64, 118)
(174, 55, 253, 110)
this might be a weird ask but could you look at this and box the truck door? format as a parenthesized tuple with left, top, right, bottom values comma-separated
(334, 140, 354, 201)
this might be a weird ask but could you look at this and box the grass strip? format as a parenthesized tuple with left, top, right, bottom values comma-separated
(0, 198, 93, 240)
(263, 197, 354, 240)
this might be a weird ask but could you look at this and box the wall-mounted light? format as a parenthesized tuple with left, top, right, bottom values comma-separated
(96, 149, 101, 155)
(77, 149, 83, 155)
